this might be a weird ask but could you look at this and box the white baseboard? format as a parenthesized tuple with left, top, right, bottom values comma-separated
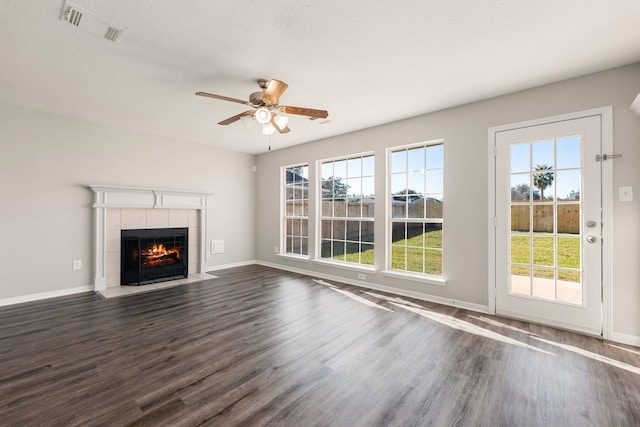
(0, 286, 94, 307)
(611, 332, 640, 347)
(207, 260, 258, 272)
(256, 260, 490, 314)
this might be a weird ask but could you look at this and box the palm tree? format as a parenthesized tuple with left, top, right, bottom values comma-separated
(533, 165, 554, 200)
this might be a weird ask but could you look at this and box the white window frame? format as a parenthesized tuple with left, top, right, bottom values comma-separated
(383, 139, 445, 285)
(314, 152, 376, 270)
(280, 163, 310, 259)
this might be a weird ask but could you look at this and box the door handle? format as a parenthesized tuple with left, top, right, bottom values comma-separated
(586, 235, 598, 243)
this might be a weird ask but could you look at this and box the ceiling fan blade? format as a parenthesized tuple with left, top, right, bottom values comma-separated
(263, 80, 289, 105)
(279, 105, 329, 119)
(196, 91, 251, 106)
(270, 116, 291, 134)
(218, 110, 253, 125)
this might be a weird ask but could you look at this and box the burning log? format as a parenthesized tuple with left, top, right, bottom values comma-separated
(141, 243, 180, 267)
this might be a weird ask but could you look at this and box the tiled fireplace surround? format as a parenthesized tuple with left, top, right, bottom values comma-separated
(105, 208, 200, 287)
(89, 185, 212, 293)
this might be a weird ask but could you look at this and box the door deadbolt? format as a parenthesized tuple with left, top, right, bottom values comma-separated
(586, 220, 598, 228)
(586, 235, 598, 243)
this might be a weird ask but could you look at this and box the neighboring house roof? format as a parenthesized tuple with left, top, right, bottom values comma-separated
(285, 170, 309, 184)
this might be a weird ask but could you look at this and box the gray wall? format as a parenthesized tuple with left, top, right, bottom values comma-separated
(255, 63, 640, 341)
(0, 103, 256, 300)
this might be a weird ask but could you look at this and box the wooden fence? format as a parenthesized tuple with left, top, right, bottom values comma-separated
(391, 199, 443, 219)
(288, 198, 576, 235)
(511, 203, 579, 234)
(285, 199, 442, 243)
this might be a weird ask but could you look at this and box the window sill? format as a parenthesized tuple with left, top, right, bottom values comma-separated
(311, 258, 377, 273)
(381, 270, 446, 286)
(277, 253, 310, 262)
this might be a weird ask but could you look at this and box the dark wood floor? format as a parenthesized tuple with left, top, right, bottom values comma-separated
(1, 265, 639, 426)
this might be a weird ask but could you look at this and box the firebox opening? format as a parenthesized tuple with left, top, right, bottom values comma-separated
(121, 228, 188, 286)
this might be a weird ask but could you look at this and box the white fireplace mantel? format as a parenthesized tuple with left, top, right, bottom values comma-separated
(89, 184, 213, 210)
(88, 185, 213, 291)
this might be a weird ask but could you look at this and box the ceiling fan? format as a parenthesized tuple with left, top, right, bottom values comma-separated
(196, 79, 329, 135)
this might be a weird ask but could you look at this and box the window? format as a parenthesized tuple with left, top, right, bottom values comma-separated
(320, 154, 375, 266)
(282, 164, 309, 256)
(389, 142, 443, 276)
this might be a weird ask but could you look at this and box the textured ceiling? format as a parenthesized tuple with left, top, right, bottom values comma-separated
(1, 0, 639, 154)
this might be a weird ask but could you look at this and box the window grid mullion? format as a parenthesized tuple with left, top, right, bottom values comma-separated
(282, 165, 309, 256)
(319, 154, 375, 266)
(389, 142, 443, 277)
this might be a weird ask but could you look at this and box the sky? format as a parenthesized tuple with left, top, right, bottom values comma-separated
(510, 136, 581, 200)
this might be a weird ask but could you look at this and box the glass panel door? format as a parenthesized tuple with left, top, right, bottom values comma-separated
(495, 115, 602, 336)
(509, 136, 582, 304)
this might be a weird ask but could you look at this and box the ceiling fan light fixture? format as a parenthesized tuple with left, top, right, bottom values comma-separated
(255, 107, 271, 124)
(274, 115, 288, 129)
(262, 123, 276, 135)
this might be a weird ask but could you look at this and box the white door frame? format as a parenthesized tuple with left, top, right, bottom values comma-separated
(487, 107, 613, 339)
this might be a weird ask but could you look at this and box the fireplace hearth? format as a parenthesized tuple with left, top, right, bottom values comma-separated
(121, 228, 188, 285)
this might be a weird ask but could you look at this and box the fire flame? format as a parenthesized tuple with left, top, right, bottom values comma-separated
(145, 243, 180, 259)
(140, 243, 181, 267)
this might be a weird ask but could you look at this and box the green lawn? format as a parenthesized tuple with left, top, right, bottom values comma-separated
(325, 242, 375, 265)
(331, 230, 443, 275)
(511, 234, 580, 282)
(391, 230, 442, 274)
(344, 248, 374, 265)
(327, 230, 577, 281)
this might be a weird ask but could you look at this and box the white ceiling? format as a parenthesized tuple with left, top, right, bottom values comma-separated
(1, 1, 639, 154)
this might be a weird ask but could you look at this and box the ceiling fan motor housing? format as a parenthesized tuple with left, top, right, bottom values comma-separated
(249, 91, 266, 107)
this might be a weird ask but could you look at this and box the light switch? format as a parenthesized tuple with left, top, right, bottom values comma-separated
(619, 186, 633, 202)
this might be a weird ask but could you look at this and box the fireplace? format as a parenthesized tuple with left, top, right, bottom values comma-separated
(121, 228, 188, 285)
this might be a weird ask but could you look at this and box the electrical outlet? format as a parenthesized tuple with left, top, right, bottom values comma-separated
(274, 246, 279, 254)
(73, 260, 82, 270)
(358, 273, 366, 280)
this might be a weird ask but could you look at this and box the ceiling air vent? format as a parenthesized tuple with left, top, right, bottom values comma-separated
(104, 27, 123, 42)
(65, 6, 83, 26)
(60, 1, 126, 42)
